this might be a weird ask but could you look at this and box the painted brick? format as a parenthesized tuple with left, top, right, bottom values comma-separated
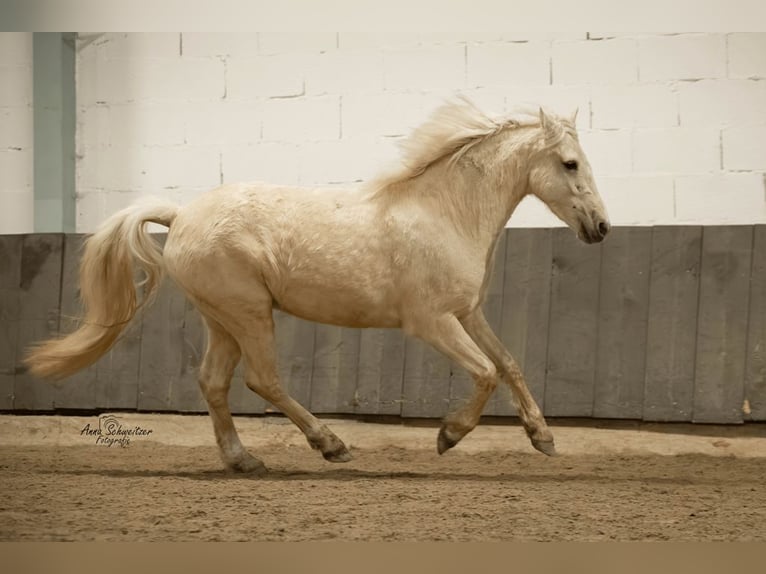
(674, 173, 766, 224)
(108, 103, 186, 147)
(181, 33, 259, 58)
(258, 32, 337, 54)
(500, 33, 587, 42)
(77, 105, 110, 153)
(0, 65, 33, 107)
(96, 57, 225, 103)
(591, 84, 678, 128)
(341, 32, 569, 49)
(638, 34, 726, 81)
(552, 38, 638, 84)
(261, 96, 340, 142)
(339, 33, 454, 50)
(72, 33, 766, 229)
(0, 32, 32, 65)
(74, 42, 105, 108)
(728, 33, 766, 79)
(0, 149, 32, 191)
(578, 130, 633, 177)
(505, 85, 591, 130)
(102, 189, 150, 215)
(226, 55, 308, 99)
(145, 146, 222, 190)
(75, 190, 105, 232)
(77, 147, 112, 191)
(586, 33, 621, 40)
(305, 50, 385, 95)
(0, 190, 33, 233)
(596, 175, 675, 225)
(184, 101, 262, 145)
(383, 45, 466, 91)
(341, 93, 427, 138)
(722, 126, 766, 171)
(678, 79, 766, 127)
(458, 89, 507, 115)
(221, 142, 300, 185)
(633, 128, 720, 174)
(100, 33, 180, 60)
(467, 42, 551, 87)
(84, 145, 221, 192)
(298, 138, 400, 185)
(0, 106, 33, 149)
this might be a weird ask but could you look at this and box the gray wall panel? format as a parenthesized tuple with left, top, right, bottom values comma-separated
(594, 227, 652, 419)
(354, 328, 405, 415)
(0, 235, 23, 410)
(643, 227, 702, 421)
(745, 226, 766, 421)
(693, 226, 753, 423)
(544, 228, 602, 417)
(13, 234, 63, 410)
(310, 325, 361, 413)
(401, 337, 451, 418)
(495, 229, 552, 416)
(4, 227, 765, 424)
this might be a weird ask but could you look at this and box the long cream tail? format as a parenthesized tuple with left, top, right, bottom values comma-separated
(25, 198, 179, 379)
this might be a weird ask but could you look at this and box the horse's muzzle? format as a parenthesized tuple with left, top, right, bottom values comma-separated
(579, 219, 610, 244)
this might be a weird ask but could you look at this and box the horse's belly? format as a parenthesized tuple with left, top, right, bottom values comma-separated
(274, 282, 401, 329)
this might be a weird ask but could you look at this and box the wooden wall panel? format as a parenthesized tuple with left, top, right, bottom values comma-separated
(643, 227, 702, 421)
(354, 328, 406, 415)
(272, 311, 315, 411)
(593, 227, 652, 419)
(745, 226, 766, 421)
(0, 235, 23, 410)
(692, 226, 753, 423)
(310, 325, 361, 413)
(544, 228, 602, 417)
(494, 229, 552, 416)
(400, 336, 451, 418)
(13, 234, 64, 410)
(2, 227, 765, 425)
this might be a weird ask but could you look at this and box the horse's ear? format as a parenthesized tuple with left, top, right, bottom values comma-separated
(569, 108, 579, 124)
(539, 107, 562, 142)
(539, 107, 549, 129)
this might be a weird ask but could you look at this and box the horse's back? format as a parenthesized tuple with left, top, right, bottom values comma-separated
(164, 183, 403, 328)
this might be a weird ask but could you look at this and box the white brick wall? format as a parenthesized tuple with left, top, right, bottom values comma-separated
(728, 33, 766, 79)
(0, 32, 34, 234)
(553, 38, 638, 85)
(75, 32, 766, 231)
(638, 34, 727, 82)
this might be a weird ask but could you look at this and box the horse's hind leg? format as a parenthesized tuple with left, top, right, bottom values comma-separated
(238, 312, 353, 463)
(198, 317, 268, 474)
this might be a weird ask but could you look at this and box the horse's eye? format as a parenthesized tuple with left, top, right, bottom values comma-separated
(563, 160, 578, 171)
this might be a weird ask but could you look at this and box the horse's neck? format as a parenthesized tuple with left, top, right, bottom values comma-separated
(402, 134, 531, 252)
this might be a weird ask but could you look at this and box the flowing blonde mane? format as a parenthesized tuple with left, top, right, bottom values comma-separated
(367, 97, 545, 195)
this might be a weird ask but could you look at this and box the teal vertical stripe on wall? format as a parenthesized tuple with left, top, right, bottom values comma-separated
(33, 32, 76, 233)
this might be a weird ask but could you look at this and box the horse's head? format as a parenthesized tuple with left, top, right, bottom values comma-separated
(527, 109, 610, 244)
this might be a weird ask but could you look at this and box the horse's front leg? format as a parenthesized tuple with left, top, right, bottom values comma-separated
(408, 314, 499, 454)
(460, 309, 556, 456)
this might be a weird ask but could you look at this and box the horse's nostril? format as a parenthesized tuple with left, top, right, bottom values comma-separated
(598, 221, 610, 237)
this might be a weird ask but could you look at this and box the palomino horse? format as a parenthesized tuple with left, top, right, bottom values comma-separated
(26, 98, 610, 474)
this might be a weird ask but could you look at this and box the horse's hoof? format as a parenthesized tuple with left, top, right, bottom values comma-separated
(531, 438, 558, 457)
(323, 445, 353, 463)
(227, 456, 269, 475)
(437, 426, 459, 455)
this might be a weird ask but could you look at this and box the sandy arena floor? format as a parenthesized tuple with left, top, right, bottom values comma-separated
(0, 413, 764, 541)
